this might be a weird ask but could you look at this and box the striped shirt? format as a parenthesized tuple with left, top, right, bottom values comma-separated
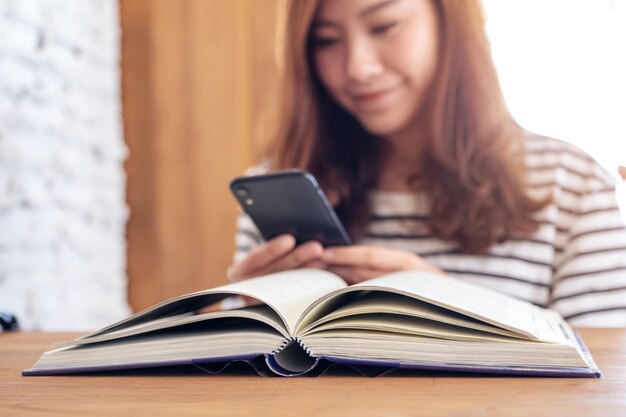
(232, 134, 626, 326)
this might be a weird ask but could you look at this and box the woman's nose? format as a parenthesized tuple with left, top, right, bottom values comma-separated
(345, 37, 383, 84)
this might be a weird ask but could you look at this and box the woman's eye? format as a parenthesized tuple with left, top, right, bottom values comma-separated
(313, 37, 340, 48)
(372, 21, 398, 34)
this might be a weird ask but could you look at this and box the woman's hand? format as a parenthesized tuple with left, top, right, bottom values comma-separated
(228, 234, 324, 282)
(321, 245, 443, 284)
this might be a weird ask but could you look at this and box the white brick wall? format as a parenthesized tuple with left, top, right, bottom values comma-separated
(0, 0, 131, 330)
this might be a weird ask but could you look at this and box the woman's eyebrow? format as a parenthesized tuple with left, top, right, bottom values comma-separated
(312, 0, 401, 28)
(359, 0, 401, 18)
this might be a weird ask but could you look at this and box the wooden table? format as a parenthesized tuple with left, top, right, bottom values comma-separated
(1, 329, 625, 416)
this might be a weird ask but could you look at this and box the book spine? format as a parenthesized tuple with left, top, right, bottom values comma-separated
(264, 337, 320, 377)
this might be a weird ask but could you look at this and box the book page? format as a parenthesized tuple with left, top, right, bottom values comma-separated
(301, 329, 588, 369)
(32, 328, 286, 372)
(342, 271, 540, 339)
(219, 269, 347, 334)
(64, 305, 290, 347)
(300, 292, 523, 339)
(304, 314, 528, 343)
(84, 269, 346, 340)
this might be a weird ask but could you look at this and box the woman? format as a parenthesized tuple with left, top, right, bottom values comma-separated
(229, 0, 626, 326)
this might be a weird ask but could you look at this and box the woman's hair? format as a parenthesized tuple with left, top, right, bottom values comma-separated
(265, 0, 550, 254)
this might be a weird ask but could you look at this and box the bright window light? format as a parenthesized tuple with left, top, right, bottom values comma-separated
(482, 0, 626, 215)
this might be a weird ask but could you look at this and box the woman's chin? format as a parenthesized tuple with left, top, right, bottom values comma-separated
(357, 117, 410, 138)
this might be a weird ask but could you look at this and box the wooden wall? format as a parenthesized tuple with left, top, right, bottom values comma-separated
(120, 0, 281, 311)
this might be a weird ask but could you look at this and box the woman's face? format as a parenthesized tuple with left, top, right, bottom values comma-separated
(311, 0, 440, 137)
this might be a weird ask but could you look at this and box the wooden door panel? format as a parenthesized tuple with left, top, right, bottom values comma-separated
(121, 0, 280, 311)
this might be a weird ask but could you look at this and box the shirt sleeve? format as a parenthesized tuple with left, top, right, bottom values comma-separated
(549, 164, 626, 326)
(221, 212, 265, 310)
(231, 212, 265, 269)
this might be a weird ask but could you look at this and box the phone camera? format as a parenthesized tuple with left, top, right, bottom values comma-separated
(234, 186, 254, 205)
(235, 186, 249, 199)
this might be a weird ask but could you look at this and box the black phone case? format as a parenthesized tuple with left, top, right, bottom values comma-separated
(230, 170, 352, 247)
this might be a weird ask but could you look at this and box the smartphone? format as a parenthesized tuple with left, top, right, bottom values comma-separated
(230, 170, 352, 247)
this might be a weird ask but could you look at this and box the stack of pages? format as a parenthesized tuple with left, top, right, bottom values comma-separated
(23, 269, 600, 377)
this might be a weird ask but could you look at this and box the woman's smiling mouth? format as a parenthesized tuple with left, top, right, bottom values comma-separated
(351, 85, 401, 110)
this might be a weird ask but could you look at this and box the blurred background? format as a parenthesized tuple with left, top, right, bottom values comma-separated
(0, 0, 624, 331)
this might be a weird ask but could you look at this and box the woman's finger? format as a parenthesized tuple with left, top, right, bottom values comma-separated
(301, 259, 327, 269)
(323, 246, 443, 275)
(229, 234, 296, 281)
(322, 246, 420, 270)
(262, 241, 324, 275)
(326, 266, 385, 284)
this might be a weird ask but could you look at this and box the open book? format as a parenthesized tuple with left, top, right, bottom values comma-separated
(23, 269, 600, 377)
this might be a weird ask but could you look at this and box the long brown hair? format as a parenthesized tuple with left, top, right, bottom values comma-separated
(265, 0, 550, 254)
